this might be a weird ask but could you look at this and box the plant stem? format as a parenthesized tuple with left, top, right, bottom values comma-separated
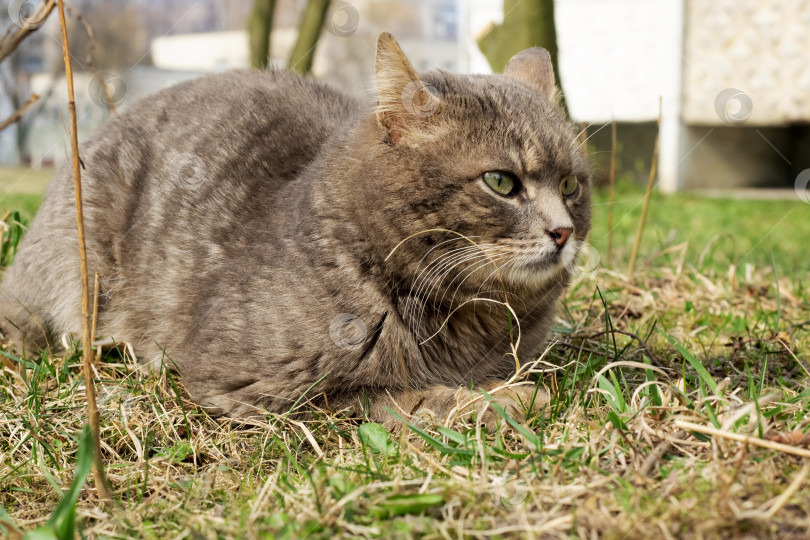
(607, 119, 616, 266)
(627, 98, 662, 277)
(56, 0, 111, 503)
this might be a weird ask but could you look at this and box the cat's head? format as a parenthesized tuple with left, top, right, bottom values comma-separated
(351, 33, 591, 303)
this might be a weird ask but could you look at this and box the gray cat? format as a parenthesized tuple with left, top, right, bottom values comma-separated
(0, 33, 591, 423)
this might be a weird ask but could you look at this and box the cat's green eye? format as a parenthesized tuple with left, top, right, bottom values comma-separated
(483, 171, 520, 196)
(560, 175, 579, 197)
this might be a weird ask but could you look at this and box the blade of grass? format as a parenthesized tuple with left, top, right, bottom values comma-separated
(387, 409, 474, 457)
(658, 328, 718, 394)
(480, 390, 542, 448)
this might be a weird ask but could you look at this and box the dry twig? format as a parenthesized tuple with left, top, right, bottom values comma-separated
(675, 420, 810, 459)
(579, 121, 589, 156)
(55, 0, 111, 502)
(628, 97, 662, 276)
(0, 0, 56, 63)
(607, 119, 616, 265)
(0, 93, 39, 132)
(63, 4, 118, 113)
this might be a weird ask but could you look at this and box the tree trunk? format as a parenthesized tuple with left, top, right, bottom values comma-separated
(248, 0, 276, 69)
(288, 0, 331, 74)
(477, 0, 567, 114)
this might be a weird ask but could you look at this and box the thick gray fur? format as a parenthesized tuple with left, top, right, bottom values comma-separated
(0, 34, 591, 422)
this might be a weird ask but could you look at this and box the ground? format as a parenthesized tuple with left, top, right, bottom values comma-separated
(0, 166, 808, 539)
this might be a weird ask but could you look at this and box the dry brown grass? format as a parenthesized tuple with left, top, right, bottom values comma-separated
(1, 260, 808, 539)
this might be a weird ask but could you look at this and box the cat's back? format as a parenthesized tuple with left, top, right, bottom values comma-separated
(92, 69, 360, 183)
(43, 68, 361, 249)
(36, 68, 360, 237)
(0, 69, 359, 350)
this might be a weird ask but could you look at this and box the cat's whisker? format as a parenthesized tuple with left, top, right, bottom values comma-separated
(482, 249, 517, 291)
(410, 242, 492, 291)
(385, 228, 488, 262)
(430, 244, 518, 330)
(413, 249, 499, 334)
(502, 253, 524, 284)
(403, 235, 507, 336)
(407, 245, 494, 336)
(571, 121, 595, 144)
(443, 252, 507, 315)
(511, 251, 536, 281)
(431, 246, 500, 297)
(409, 242, 498, 304)
(572, 121, 610, 153)
(406, 244, 490, 329)
(448, 257, 508, 318)
(427, 250, 499, 314)
(412, 244, 493, 295)
(419, 297, 523, 356)
(473, 256, 512, 299)
(475, 288, 529, 313)
(413, 250, 496, 335)
(414, 236, 481, 270)
(466, 254, 521, 319)
(407, 244, 481, 306)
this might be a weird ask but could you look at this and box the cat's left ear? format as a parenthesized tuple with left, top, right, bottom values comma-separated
(374, 32, 441, 144)
(504, 47, 557, 102)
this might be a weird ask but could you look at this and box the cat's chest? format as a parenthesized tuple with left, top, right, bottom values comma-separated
(411, 301, 547, 380)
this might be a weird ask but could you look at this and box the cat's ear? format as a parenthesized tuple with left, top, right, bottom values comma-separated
(374, 32, 441, 144)
(504, 47, 557, 102)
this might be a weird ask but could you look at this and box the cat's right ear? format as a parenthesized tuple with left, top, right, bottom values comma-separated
(374, 32, 441, 144)
(504, 47, 557, 102)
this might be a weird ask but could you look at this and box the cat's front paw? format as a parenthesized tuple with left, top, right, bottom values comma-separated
(448, 383, 549, 429)
(363, 383, 549, 432)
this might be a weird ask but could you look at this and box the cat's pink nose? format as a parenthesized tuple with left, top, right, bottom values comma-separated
(548, 227, 573, 248)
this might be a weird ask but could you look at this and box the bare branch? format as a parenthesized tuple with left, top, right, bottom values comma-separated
(64, 3, 118, 113)
(0, 92, 39, 132)
(0, 0, 56, 64)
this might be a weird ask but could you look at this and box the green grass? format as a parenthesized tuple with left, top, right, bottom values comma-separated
(590, 180, 810, 275)
(0, 167, 54, 221)
(1, 174, 809, 539)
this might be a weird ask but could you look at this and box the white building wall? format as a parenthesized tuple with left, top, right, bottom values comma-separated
(682, 0, 810, 125)
(459, 0, 685, 191)
(456, 0, 503, 74)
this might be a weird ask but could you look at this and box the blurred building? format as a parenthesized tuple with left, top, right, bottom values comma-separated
(2, 0, 807, 190)
(2, 0, 458, 168)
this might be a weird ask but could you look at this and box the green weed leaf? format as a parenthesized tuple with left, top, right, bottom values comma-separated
(28, 425, 94, 540)
(357, 422, 396, 456)
(370, 493, 444, 518)
(658, 329, 718, 393)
